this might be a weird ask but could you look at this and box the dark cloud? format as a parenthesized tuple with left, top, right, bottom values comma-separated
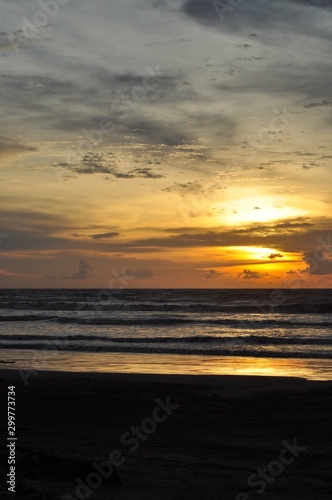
(302, 161, 321, 170)
(90, 232, 120, 240)
(182, 0, 225, 26)
(0, 137, 36, 164)
(304, 99, 331, 108)
(116, 167, 164, 179)
(217, 66, 332, 101)
(93, 217, 332, 254)
(181, 0, 270, 31)
(63, 260, 93, 280)
(2, 213, 329, 255)
(127, 118, 190, 146)
(181, 0, 332, 105)
(205, 269, 222, 279)
(268, 253, 284, 259)
(163, 180, 222, 197)
(1, 67, 184, 145)
(111, 72, 178, 104)
(0, 221, 117, 253)
(183, 0, 332, 31)
(303, 249, 332, 275)
(0, 228, 68, 252)
(290, 0, 332, 8)
(1, 206, 331, 268)
(182, 111, 236, 141)
(0, 232, 8, 243)
(236, 44, 253, 49)
(0, 57, 230, 150)
(124, 267, 155, 279)
(55, 152, 164, 179)
(0, 75, 78, 133)
(0, 210, 67, 229)
(237, 269, 267, 279)
(0, 214, 116, 254)
(0, 32, 16, 51)
(5, 68, 188, 146)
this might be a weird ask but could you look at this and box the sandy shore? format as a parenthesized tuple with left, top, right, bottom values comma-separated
(0, 370, 331, 499)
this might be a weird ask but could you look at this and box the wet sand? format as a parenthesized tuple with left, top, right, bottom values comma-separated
(0, 370, 331, 499)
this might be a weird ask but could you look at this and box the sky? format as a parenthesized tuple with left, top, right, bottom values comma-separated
(0, 0, 332, 288)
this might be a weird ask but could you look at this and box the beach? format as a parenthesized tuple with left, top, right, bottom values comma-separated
(0, 370, 331, 499)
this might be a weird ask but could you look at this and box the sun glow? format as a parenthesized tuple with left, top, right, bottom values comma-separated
(239, 246, 284, 260)
(220, 197, 306, 225)
(224, 246, 294, 262)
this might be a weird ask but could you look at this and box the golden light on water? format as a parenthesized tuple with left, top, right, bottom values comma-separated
(2, 351, 331, 381)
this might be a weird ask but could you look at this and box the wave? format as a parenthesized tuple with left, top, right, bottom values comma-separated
(0, 314, 331, 329)
(0, 342, 331, 359)
(0, 333, 332, 346)
(1, 302, 332, 314)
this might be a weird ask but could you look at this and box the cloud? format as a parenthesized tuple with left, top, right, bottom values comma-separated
(126, 167, 163, 179)
(124, 267, 155, 279)
(183, 0, 332, 32)
(290, 0, 332, 9)
(1, 210, 330, 257)
(0, 32, 16, 51)
(237, 269, 267, 279)
(101, 217, 328, 253)
(0, 137, 36, 165)
(0, 228, 68, 252)
(0, 233, 8, 243)
(304, 99, 331, 108)
(0, 0, 331, 291)
(0, 211, 75, 252)
(72, 228, 120, 240)
(55, 152, 164, 179)
(163, 180, 222, 196)
(33, 216, 325, 257)
(180, 0, 332, 114)
(90, 232, 120, 240)
(41, 72, 193, 146)
(267, 253, 284, 259)
(303, 249, 332, 275)
(205, 269, 222, 279)
(63, 260, 93, 280)
(126, 118, 190, 147)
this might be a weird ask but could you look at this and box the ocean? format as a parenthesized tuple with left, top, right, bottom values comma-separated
(0, 289, 331, 379)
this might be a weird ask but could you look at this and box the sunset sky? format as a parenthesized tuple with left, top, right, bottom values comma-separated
(1, 0, 332, 288)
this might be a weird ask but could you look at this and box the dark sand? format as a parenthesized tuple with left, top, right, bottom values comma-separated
(0, 370, 331, 499)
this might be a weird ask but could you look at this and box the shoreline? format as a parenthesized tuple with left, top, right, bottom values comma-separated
(1, 350, 332, 380)
(1, 367, 332, 387)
